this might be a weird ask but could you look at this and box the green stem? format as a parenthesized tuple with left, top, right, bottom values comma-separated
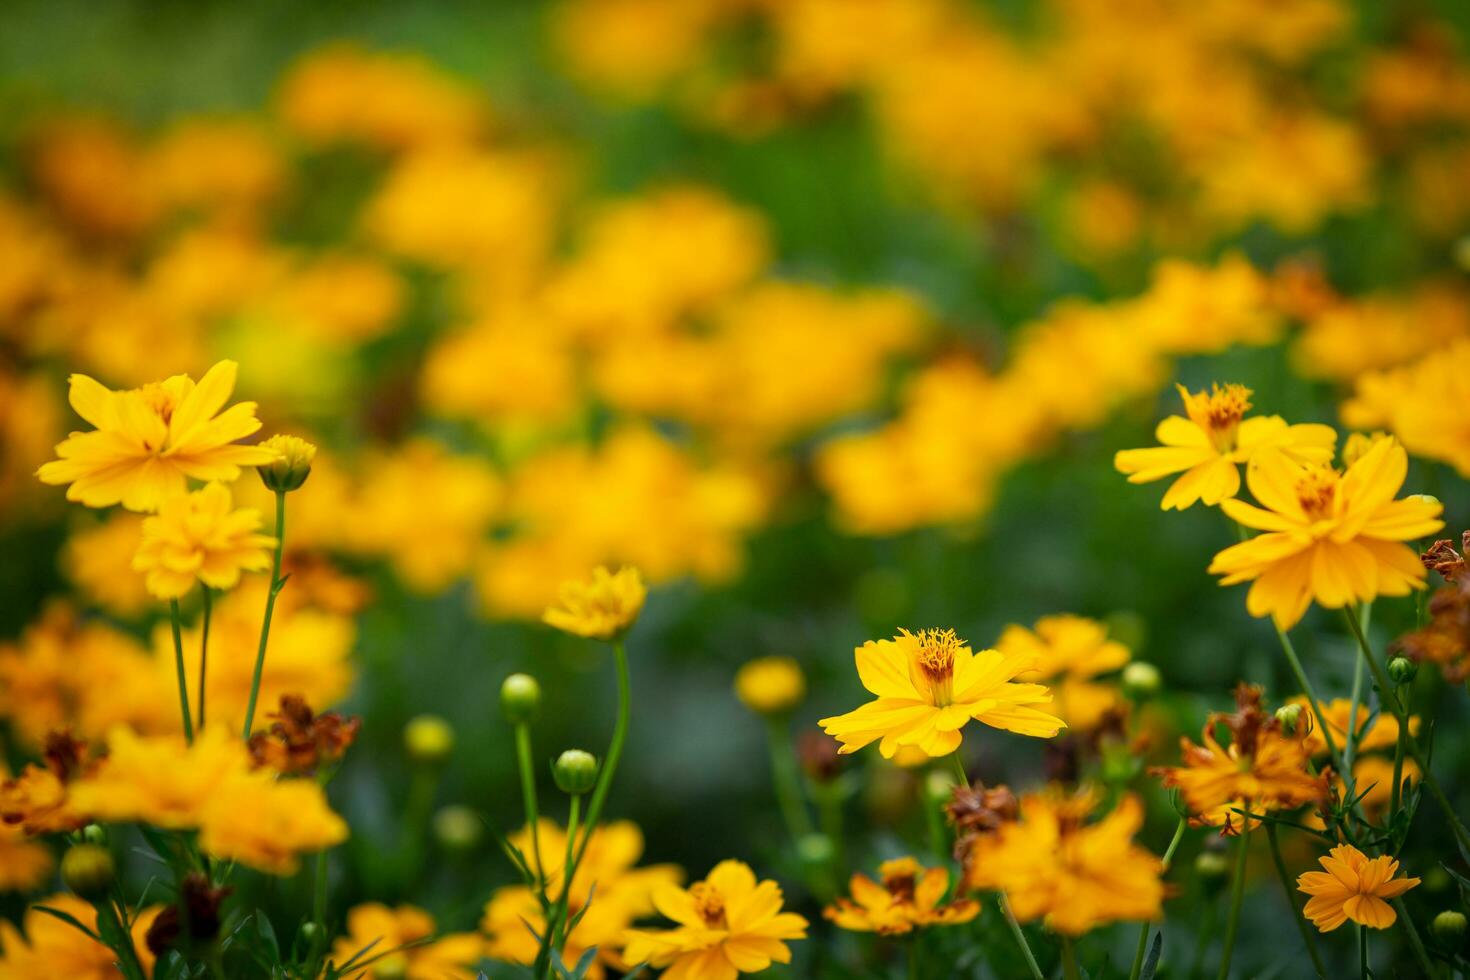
(571, 639, 630, 871)
(169, 599, 194, 744)
(243, 490, 287, 739)
(1060, 935, 1081, 980)
(94, 898, 147, 980)
(1392, 897, 1436, 978)
(1131, 817, 1188, 980)
(908, 933, 921, 980)
(1357, 925, 1367, 980)
(514, 724, 546, 890)
(764, 716, 814, 842)
(1272, 624, 1343, 774)
(1344, 606, 1470, 854)
(197, 588, 212, 731)
(1216, 830, 1250, 980)
(1389, 676, 1409, 836)
(999, 893, 1043, 980)
(1264, 823, 1326, 978)
(816, 782, 844, 864)
(1342, 618, 1365, 803)
(1189, 891, 1218, 980)
(948, 750, 969, 789)
(548, 794, 581, 980)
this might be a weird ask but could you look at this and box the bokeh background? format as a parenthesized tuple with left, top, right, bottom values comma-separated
(2, 0, 1470, 975)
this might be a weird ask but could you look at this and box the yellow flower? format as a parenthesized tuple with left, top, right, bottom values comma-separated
(68, 725, 248, 829)
(132, 481, 276, 599)
(999, 615, 1129, 732)
(963, 789, 1163, 936)
(0, 895, 160, 979)
(37, 360, 278, 512)
(734, 657, 806, 715)
(330, 903, 483, 980)
(824, 857, 979, 934)
(256, 433, 316, 492)
(1208, 437, 1443, 629)
(623, 860, 809, 979)
(1290, 696, 1416, 758)
(543, 566, 646, 640)
(1114, 383, 1336, 510)
(1296, 844, 1420, 932)
(61, 512, 151, 617)
(818, 628, 1064, 759)
(0, 827, 52, 892)
(197, 771, 347, 875)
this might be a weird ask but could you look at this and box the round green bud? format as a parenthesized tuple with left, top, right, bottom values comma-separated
(795, 832, 835, 867)
(1388, 657, 1419, 686)
(61, 844, 115, 900)
(1195, 849, 1231, 891)
(924, 769, 956, 804)
(1121, 662, 1161, 701)
(81, 823, 107, 846)
(257, 435, 316, 493)
(1433, 910, 1467, 944)
(553, 749, 599, 795)
(404, 715, 454, 765)
(500, 673, 542, 725)
(1275, 703, 1304, 736)
(433, 804, 483, 852)
(298, 921, 321, 946)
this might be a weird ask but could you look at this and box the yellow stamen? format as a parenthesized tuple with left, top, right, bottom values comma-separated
(1295, 467, 1338, 520)
(1182, 383, 1252, 453)
(907, 628, 961, 706)
(691, 882, 728, 929)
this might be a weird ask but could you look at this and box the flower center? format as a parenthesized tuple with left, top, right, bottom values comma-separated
(1294, 467, 1338, 520)
(909, 628, 961, 706)
(1184, 383, 1252, 453)
(136, 383, 177, 424)
(690, 882, 728, 929)
(878, 859, 920, 903)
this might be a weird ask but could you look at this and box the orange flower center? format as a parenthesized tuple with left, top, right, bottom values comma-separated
(691, 882, 728, 929)
(881, 871, 917, 903)
(1186, 383, 1252, 453)
(910, 628, 960, 706)
(136, 383, 178, 424)
(1294, 467, 1338, 520)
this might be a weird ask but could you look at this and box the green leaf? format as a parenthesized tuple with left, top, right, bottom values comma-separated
(1139, 931, 1163, 980)
(32, 904, 102, 943)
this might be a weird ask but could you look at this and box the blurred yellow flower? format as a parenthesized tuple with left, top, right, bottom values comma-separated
(133, 481, 276, 598)
(198, 771, 347, 875)
(1297, 845, 1420, 932)
(37, 359, 278, 512)
(1291, 696, 1417, 758)
(0, 826, 52, 892)
(818, 628, 1064, 759)
(1114, 383, 1336, 510)
(623, 860, 809, 979)
(0, 895, 159, 978)
(824, 857, 979, 934)
(69, 725, 247, 830)
(999, 615, 1129, 732)
(735, 657, 806, 715)
(544, 566, 646, 640)
(61, 512, 150, 617)
(963, 789, 1163, 935)
(330, 903, 483, 980)
(1209, 438, 1442, 629)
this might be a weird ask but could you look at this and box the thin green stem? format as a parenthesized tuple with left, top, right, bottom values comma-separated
(1189, 892, 1218, 980)
(1392, 897, 1436, 978)
(1342, 620, 1365, 802)
(1216, 830, 1250, 980)
(1264, 823, 1326, 978)
(197, 588, 212, 731)
(514, 724, 546, 890)
(764, 716, 814, 842)
(816, 782, 844, 864)
(1344, 606, 1470, 854)
(94, 898, 147, 980)
(571, 639, 630, 871)
(312, 849, 328, 929)
(1272, 624, 1343, 774)
(547, 794, 581, 980)
(998, 893, 1043, 980)
(1357, 925, 1367, 980)
(948, 751, 969, 789)
(169, 599, 194, 744)
(1131, 817, 1188, 980)
(908, 933, 921, 980)
(1389, 677, 1408, 834)
(1060, 935, 1081, 980)
(243, 490, 287, 738)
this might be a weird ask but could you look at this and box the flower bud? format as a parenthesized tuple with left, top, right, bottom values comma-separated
(734, 657, 805, 716)
(256, 435, 317, 493)
(795, 832, 835, 867)
(1195, 849, 1231, 892)
(1121, 662, 1161, 701)
(1433, 910, 1466, 944)
(924, 769, 956, 804)
(1387, 657, 1418, 686)
(500, 673, 542, 725)
(553, 749, 599, 795)
(433, 805, 483, 852)
(404, 715, 454, 765)
(1275, 703, 1304, 736)
(61, 844, 115, 900)
(81, 823, 107, 846)
(298, 922, 321, 946)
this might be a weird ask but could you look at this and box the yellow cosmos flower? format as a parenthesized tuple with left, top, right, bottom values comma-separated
(824, 857, 979, 935)
(543, 565, 646, 640)
(197, 771, 347, 875)
(1114, 383, 1336, 510)
(68, 725, 247, 829)
(329, 903, 484, 980)
(37, 360, 278, 512)
(623, 860, 809, 980)
(964, 789, 1164, 936)
(999, 614, 1129, 732)
(734, 657, 806, 715)
(1296, 844, 1420, 932)
(133, 481, 277, 599)
(0, 895, 160, 978)
(1290, 696, 1417, 758)
(818, 628, 1064, 759)
(1208, 437, 1443, 629)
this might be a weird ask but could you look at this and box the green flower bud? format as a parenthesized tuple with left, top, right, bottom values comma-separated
(404, 715, 454, 765)
(553, 749, 599, 795)
(81, 823, 107, 846)
(924, 769, 956, 804)
(795, 832, 835, 867)
(299, 921, 321, 946)
(1433, 910, 1467, 944)
(1195, 849, 1231, 893)
(500, 673, 542, 725)
(1275, 703, 1304, 736)
(1121, 662, 1161, 701)
(433, 805, 483, 852)
(256, 435, 317, 493)
(1387, 657, 1418, 686)
(61, 844, 115, 900)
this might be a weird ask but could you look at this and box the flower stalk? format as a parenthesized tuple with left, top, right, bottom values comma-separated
(1215, 828, 1250, 980)
(243, 489, 288, 739)
(169, 599, 194, 744)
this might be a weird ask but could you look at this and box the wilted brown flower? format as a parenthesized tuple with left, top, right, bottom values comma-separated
(246, 694, 360, 776)
(146, 873, 233, 956)
(796, 730, 845, 784)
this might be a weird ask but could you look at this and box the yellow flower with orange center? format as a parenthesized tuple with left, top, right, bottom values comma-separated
(1208, 437, 1443, 629)
(132, 481, 277, 599)
(824, 857, 979, 935)
(1296, 845, 1420, 932)
(818, 628, 1063, 759)
(1114, 383, 1336, 510)
(543, 566, 646, 640)
(37, 360, 278, 512)
(622, 860, 808, 979)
